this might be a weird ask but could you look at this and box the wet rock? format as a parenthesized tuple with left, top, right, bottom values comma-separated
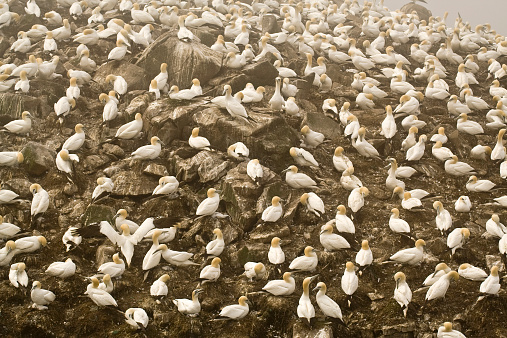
(93, 60, 149, 92)
(63, 183, 78, 196)
(221, 163, 263, 228)
(82, 204, 115, 225)
(3, 178, 32, 198)
(169, 151, 230, 183)
(124, 93, 151, 118)
(95, 244, 117, 267)
(101, 143, 125, 159)
(400, 3, 432, 21)
(0, 93, 40, 118)
(242, 60, 279, 87)
(0, 36, 10, 56)
(304, 110, 341, 140)
(381, 322, 416, 336)
(136, 33, 223, 87)
(82, 154, 111, 172)
(111, 170, 158, 196)
(21, 141, 57, 176)
(485, 255, 505, 272)
(249, 224, 291, 242)
(143, 163, 169, 177)
(293, 323, 333, 338)
(194, 108, 299, 172)
(262, 14, 281, 34)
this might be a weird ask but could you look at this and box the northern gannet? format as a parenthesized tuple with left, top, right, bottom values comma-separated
(227, 142, 249, 160)
(389, 208, 410, 234)
(125, 308, 149, 329)
(458, 264, 488, 281)
(62, 227, 81, 252)
(45, 258, 76, 278)
(437, 322, 466, 338)
(298, 276, 317, 324)
(223, 85, 249, 120)
(173, 289, 202, 316)
(466, 176, 495, 192)
(426, 271, 459, 301)
(268, 237, 285, 265)
(0, 152, 23, 167)
(54, 96, 76, 125)
(113, 113, 143, 139)
(108, 40, 129, 61)
(486, 214, 507, 238)
(142, 230, 163, 272)
(289, 246, 318, 272)
(196, 188, 220, 216)
(335, 205, 355, 233)
(353, 128, 380, 158)
(447, 228, 470, 255)
(30, 183, 49, 219)
(284, 165, 317, 189)
(333, 147, 353, 172)
(219, 296, 250, 320)
(356, 240, 373, 267)
(269, 77, 285, 110)
(445, 156, 476, 176)
(152, 176, 179, 196)
(98, 274, 113, 293)
(455, 196, 472, 212)
(106, 74, 128, 96)
(247, 159, 263, 184)
(480, 266, 501, 295)
(113, 209, 139, 233)
(9, 262, 28, 288)
(300, 192, 324, 217)
(0, 241, 16, 267)
(0, 215, 20, 240)
(99, 218, 155, 266)
(62, 124, 85, 151)
(156, 244, 198, 266)
(15, 70, 30, 93)
(263, 272, 295, 296)
(206, 228, 225, 256)
(177, 15, 194, 41)
(92, 177, 114, 202)
(56, 149, 79, 175)
(199, 257, 221, 283)
(394, 272, 412, 317)
(2, 111, 32, 135)
(433, 201, 452, 234)
(130, 136, 163, 161)
(432, 141, 454, 162)
(97, 253, 125, 278)
(341, 166, 363, 191)
(320, 224, 350, 251)
(189, 127, 210, 150)
(301, 125, 324, 148)
(389, 239, 425, 265)
(243, 262, 266, 281)
(31, 281, 55, 310)
(423, 263, 451, 286)
(348, 187, 369, 213)
(341, 262, 358, 306)
(86, 277, 117, 307)
(150, 274, 170, 296)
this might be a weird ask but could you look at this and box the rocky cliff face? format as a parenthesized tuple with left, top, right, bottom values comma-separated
(0, 2, 506, 338)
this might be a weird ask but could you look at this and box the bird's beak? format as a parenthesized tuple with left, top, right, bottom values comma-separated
(320, 229, 326, 235)
(310, 275, 319, 282)
(312, 286, 321, 292)
(215, 190, 222, 194)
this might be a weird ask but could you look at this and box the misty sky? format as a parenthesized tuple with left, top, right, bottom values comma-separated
(384, 0, 507, 36)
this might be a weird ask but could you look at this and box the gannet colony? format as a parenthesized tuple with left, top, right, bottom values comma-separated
(0, 0, 506, 336)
